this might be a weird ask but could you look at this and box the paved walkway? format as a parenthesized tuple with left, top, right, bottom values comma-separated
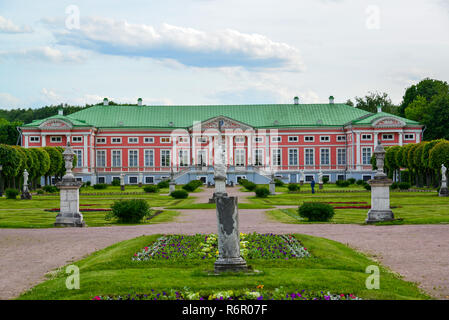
(0, 187, 448, 300)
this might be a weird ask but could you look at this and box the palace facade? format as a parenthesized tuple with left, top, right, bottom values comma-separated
(19, 97, 423, 185)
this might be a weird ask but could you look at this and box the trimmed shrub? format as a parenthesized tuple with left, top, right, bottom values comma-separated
(157, 180, 170, 189)
(255, 186, 270, 198)
(347, 178, 356, 185)
(111, 179, 120, 186)
(85, 181, 91, 186)
(287, 183, 300, 192)
(274, 179, 284, 187)
(93, 183, 108, 190)
(143, 185, 159, 193)
(363, 183, 371, 191)
(238, 178, 249, 185)
(5, 188, 19, 199)
(322, 176, 329, 184)
(298, 202, 335, 222)
(356, 179, 364, 185)
(182, 180, 203, 192)
(400, 170, 410, 183)
(110, 199, 150, 223)
(398, 182, 411, 190)
(43, 185, 59, 193)
(170, 190, 188, 199)
(243, 181, 257, 191)
(336, 180, 350, 187)
(390, 182, 399, 190)
(37, 189, 44, 195)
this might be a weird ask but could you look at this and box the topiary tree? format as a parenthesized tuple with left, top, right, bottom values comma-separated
(413, 142, 428, 187)
(43, 146, 63, 185)
(422, 139, 445, 186)
(34, 148, 50, 188)
(385, 146, 401, 180)
(407, 143, 420, 186)
(429, 141, 449, 185)
(0, 144, 22, 192)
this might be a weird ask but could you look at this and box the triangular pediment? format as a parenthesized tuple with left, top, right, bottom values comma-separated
(191, 116, 254, 131)
(371, 116, 406, 128)
(39, 118, 73, 130)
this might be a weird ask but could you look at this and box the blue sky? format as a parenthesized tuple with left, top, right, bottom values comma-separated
(1, 0, 448, 108)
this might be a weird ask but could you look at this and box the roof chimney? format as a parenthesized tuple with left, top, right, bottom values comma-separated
(329, 96, 335, 104)
(58, 108, 63, 116)
(138, 98, 142, 106)
(377, 105, 382, 113)
(103, 98, 109, 106)
(293, 96, 299, 105)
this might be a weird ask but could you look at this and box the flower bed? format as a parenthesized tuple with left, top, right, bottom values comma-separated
(132, 233, 310, 261)
(92, 287, 360, 300)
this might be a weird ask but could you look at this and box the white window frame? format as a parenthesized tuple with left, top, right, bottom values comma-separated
(128, 137, 139, 144)
(96, 150, 106, 167)
(96, 137, 106, 144)
(235, 136, 245, 143)
(337, 135, 346, 142)
(253, 136, 264, 143)
(304, 136, 315, 142)
(288, 148, 298, 166)
(98, 176, 106, 184)
(361, 134, 372, 141)
(160, 137, 171, 144)
(112, 150, 122, 167)
(288, 136, 298, 142)
(382, 134, 394, 141)
(144, 137, 154, 143)
(144, 149, 154, 167)
(320, 136, 330, 142)
(235, 149, 245, 166)
(128, 149, 139, 168)
(362, 147, 372, 165)
(145, 176, 154, 184)
(271, 136, 282, 143)
(272, 148, 282, 166)
(111, 137, 122, 144)
(337, 148, 346, 165)
(404, 133, 415, 140)
(74, 149, 83, 167)
(320, 148, 330, 165)
(196, 137, 208, 144)
(304, 148, 314, 165)
(128, 176, 138, 184)
(72, 136, 82, 143)
(160, 149, 171, 167)
(197, 149, 207, 166)
(178, 137, 189, 143)
(253, 149, 264, 166)
(50, 136, 62, 143)
(30, 136, 40, 142)
(179, 149, 189, 167)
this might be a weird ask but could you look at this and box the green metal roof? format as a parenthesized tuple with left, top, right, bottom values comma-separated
(22, 114, 92, 128)
(351, 111, 420, 126)
(21, 104, 420, 129)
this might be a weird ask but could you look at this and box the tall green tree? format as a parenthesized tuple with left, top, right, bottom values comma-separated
(354, 92, 398, 115)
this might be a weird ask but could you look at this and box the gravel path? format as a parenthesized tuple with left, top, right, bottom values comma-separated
(0, 187, 448, 300)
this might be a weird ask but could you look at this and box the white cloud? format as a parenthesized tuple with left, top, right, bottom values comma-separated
(0, 93, 20, 109)
(0, 46, 86, 63)
(49, 17, 304, 70)
(0, 16, 33, 33)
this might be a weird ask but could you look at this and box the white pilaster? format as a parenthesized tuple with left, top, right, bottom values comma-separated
(356, 133, 361, 171)
(83, 135, 88, 168)
(399, 132, 403, 146)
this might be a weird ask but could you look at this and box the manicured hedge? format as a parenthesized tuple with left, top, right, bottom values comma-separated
(287, 183, 300, 192)
(170, 190, 188, 199)
(157, 180, 170, 189)
(255, 186, 270, 198)
(182, 180, 203, 192)
(144, 185, 159, 193)
(110, 199, 151, 223)
(5, 188, 19, 199)
(93, 183, 108, 190)
(298, 202, 335, 222)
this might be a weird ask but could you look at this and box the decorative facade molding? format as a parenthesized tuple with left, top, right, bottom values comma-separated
(39, 119, 73, 130)
(371, 117, 406, 128)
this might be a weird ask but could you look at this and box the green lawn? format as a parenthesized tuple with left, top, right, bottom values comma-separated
(0, 193, 185, 228)
(258, 192, 449, 225)
(17, 233, 430, 300)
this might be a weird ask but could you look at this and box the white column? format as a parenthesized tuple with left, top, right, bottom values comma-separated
(356, 133, 361, 171)
(416, 132, 421, 143)
(83, 135, 88, 169)
(24, 135, 29, 148)
(374, 132, 378, 146)
(208, 136, 213, 166)
(229, 134, 234, 165)
(399, 132, 403, 146)
(41, 133, 46, 147)
(90, 135, 95, 171)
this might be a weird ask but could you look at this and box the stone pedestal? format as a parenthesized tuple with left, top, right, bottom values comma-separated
(269, 181, 276, 195)
(54, 183, 85, 227)
(214, 196, 247, 273)
(439, 165, 448, 197)
(366, 178, 394, 223)
(300, 180, 304, 186)
(169, 181, 176, 193)
(120, 173, 125, 191)
(319, 183, 323, 190)
(21, 185, 32, 200)
(439, 186, 449, 197)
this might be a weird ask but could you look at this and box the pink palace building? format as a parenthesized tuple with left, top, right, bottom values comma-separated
(19, 97, 423, 185)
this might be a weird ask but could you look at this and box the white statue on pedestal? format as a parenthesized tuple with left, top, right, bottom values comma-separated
(318, 170, 323, 184)
(442, 164, 447, 183)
